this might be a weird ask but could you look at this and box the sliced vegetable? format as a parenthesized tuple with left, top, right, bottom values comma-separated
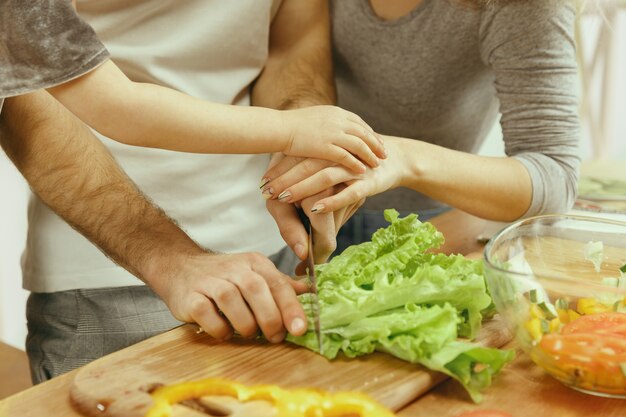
(144, 378, 396, 417)
(453, 410, 514, 417)
(576, 298, 612, 315)
(533, 333, 626, 394)
(583, 241, 604, 272)
(538, 302, 557, 320)
(562, 312, 626, 336)
(287, 209, 514, 403)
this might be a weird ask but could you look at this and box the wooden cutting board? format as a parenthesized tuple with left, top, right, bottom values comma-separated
(70, 316, 511, 417)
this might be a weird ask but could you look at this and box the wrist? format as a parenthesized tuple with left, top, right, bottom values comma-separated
(277, 109, 295, 155)
(396, 138, 431, 190)
(384, 136, 420, 190)
(140, 241, 207, 299)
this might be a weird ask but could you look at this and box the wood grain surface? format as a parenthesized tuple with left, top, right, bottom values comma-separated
(398, 341, 626, 417)
(70, 317, 510, 417)
(0, 343, 31, 399)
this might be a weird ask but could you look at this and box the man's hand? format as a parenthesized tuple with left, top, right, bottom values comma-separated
(152, 252, 308, 343)
(265, 156, 363, 269)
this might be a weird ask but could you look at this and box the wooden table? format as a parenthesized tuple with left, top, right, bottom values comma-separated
(0, 342, 31, 399)
(1, 210, 624, 417)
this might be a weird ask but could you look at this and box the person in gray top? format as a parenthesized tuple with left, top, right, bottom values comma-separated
(262, 0, 581, 251)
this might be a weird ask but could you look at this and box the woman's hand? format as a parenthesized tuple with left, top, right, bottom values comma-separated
(280, 106, 387, 173)
(263, 137, 407, 214)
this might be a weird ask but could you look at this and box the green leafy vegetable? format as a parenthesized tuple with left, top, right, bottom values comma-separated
(287, 209, 514, 402)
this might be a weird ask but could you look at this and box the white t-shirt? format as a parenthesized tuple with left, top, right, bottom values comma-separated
(22, 0, 286, 292)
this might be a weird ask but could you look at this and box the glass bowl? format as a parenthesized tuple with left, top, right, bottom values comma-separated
(483, 214, 626, 398)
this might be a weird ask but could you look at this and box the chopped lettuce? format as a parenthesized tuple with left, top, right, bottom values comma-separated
(584, 240, 604, 272)
(287, 209, 514, 402)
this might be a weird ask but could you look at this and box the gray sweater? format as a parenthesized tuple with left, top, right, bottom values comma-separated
(331, 0, 581, 216)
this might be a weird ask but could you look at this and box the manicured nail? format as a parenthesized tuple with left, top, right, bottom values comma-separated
(262, 187, 274, 200)
(278, 190, 292, 201)
(294, 243, 306, 259)
(311, 203, 325, 213)
(260, 178, 270, 189)
(290, 317, 306, 334)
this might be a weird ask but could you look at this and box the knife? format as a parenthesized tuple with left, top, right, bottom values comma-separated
(297, 208, 323, 355)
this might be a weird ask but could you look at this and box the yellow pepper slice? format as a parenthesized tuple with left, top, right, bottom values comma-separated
(145, 378, 396, 417)
(577, 298, 612, 315)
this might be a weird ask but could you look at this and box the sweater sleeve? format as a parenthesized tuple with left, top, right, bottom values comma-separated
(479, 0, 581, 217)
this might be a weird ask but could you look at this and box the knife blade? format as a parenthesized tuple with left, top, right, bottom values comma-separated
(297, 208, 323, 355)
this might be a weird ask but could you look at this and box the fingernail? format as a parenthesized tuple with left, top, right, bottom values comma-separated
(311, 203, 325, 213)
(278, 190, 292, 201)
(381, 148, 388, 158)
(290, 317, 306, 334)
(359, 163, 367, 172)
(294, 243, 306, 259)
(260, 178, 270, 189)
(262, 187, 274, 200)
(269, 331, 286, 344)
(376, 133, 384, 144)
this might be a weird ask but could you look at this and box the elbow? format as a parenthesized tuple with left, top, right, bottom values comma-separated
(524, 154, 581, 217)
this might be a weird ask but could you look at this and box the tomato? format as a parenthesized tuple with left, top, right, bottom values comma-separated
(452, 410, 513, 417)
(561, 311, 626, 336)
(534, 332, 626, 394)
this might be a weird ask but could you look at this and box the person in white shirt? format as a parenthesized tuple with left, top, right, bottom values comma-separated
(3, 0, 361, 383)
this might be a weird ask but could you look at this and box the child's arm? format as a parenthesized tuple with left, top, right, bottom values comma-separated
(47, 60, 385, 173)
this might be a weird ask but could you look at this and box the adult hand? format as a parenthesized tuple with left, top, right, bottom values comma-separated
(266, 189, 362, 270)
(264, 137, 407, 214)
(265, 156, 363, 270)
(152, 252, 308, 343)
(294, 188, 364, 275)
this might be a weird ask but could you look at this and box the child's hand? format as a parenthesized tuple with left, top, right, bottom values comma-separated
(281, 106, 386, 173)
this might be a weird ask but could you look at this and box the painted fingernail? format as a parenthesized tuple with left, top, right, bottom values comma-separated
(294, 243, 306, 259)
(311, 203, 325, 213)
(260, 178, 270, 189)
(262, 187, 274, 200)
(278, 190, 292, 201)
(290, 317, 306, 334)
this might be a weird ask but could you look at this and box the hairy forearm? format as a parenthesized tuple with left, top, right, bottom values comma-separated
(251, 0, 335, 109)
(0, 91, 206, 284)
(397, 138, 532, 221)
(252, 45, 335, 109)
(48, 61, 289, 154)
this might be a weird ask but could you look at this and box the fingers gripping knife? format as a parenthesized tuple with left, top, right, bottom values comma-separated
(297, 208, 323, 355)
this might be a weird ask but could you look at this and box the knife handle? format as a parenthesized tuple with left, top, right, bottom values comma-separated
(296, 207, 311, 232)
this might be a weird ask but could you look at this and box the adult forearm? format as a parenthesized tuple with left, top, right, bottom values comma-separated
(0, 91, 205, 283)
(251, 0, 335, 109)
(399, 139, 532, 221)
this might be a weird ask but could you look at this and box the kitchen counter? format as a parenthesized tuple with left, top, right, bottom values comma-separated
(0, 342, 31, 399)
(1, 209, 624, 416)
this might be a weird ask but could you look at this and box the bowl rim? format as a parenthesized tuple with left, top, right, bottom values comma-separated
(483, 213, 626, 285)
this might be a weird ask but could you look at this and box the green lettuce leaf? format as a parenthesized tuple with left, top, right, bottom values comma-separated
(287, 209, 514, 402)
